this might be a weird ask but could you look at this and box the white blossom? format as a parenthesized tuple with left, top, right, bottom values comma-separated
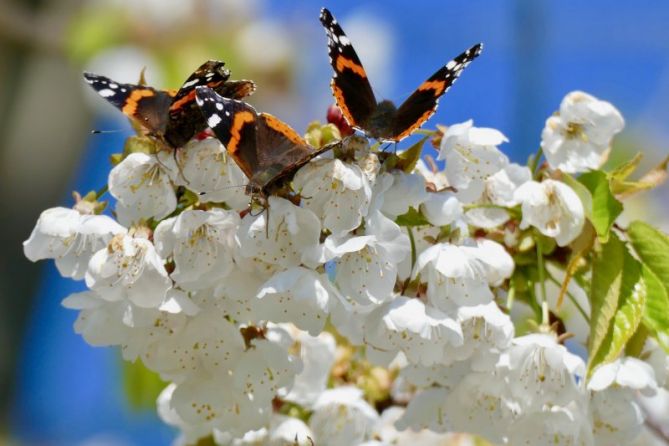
(395, 387, 451, 433)
(267, 415, 314, 446)
(414, 158, 448, 191)
(506, 334, 587, 411)
(257, 267, 341, 336)
(156, 323, 300, 438)
(413, 239, 504, 313)
(62, 289, 188, 360)
(309, 386, 379, 446)
(363, 296, 462, 366)
(644, 340, 669, 389)
(445, 371, 519, 443)
(465, 163, 531, 229)
(173, 138, 249, 210)
(439, 120, 509, 203)
(154, 209, 240, 290)
(588, 358, 657, 446)
(23, 207, 126, 280)
(507, 404, 594, 446)
(450, 302, 515, 369)
(542, 91, 624, 173)
(293, 158, 371, 237)
(237, 196, 322, 269)
(374, 171, 429, 219)
(85, 233, 172, 308)
(109, 152, 177, 225)
(420, 191, 463, 227)
(514, 179, 585, 246)
(370, 406, 459, 446)
(283, 330, 336, 408)
(326, 211, 410, 311)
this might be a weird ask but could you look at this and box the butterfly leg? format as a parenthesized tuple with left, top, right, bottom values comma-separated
(172, 147, 191, 185)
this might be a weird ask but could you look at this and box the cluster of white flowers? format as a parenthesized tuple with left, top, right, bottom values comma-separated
(24, 91, 667, 445)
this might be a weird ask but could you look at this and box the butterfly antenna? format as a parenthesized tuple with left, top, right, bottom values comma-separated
(198, 183, 248, 196)
(265, 198, 270, 238)
(91, 129, 123, 134)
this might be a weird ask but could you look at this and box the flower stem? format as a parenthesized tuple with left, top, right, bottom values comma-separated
(536, 238, 549, 326)
(96, 184, 109, 199)
(546, 271, 590, 323)
(414, 128, 436, 136)
(529, 146, 544, 179)
(406, 226, 417, 272)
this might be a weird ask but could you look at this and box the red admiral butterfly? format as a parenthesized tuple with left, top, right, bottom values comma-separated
(84, 60, 256, 148)
(195, 86, 338, 196)
(320, 7, 482, 142)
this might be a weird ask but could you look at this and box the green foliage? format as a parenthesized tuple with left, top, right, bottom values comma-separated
(122, 358, 166, 411)
(578, 171, 623, 242)
(610, 154, 669, 200)
(394, 137, 428, 173)
(587, 233, 646, 374)
(628, 221, 669, 351)
(395, 207, 430, 227)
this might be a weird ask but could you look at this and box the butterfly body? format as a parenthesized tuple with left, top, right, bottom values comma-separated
(84, 61, 255, 148)
(320, 7, 482, 142)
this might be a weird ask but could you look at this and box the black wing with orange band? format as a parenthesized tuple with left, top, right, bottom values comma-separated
(195, 86, 259, 181)
(85, 60, 255, 148)
(165, 60, 256, 147)
(320, 7, 376, 130)
(83, 73, 174, 136)
(196, 87, 337, 192)
(392, 43, 483, 141)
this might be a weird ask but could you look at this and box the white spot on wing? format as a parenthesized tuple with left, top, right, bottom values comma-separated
(98, 89, 116, 97)
(208, 114, 222, 128)
(182, 78, 200, 89)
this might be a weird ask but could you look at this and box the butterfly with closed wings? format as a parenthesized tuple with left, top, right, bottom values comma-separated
(195, 86, 339, 198)
(84, 60, 256, 149)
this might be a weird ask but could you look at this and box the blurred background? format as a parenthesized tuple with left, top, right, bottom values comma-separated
(1, 0, 668, 444)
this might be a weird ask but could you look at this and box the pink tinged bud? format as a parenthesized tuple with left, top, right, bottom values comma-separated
(326, 104, 354, 136)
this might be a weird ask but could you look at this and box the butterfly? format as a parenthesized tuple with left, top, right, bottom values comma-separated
(195, 86, 338, 196)
(320, 7, 482, 142)
(84, 60, 256, 148)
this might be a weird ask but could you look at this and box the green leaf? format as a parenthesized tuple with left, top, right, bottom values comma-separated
(610, 153, 643, 182)
(628, 221, 669, 290)
(122, 358, 166, 410)
(578, 171, 623, 242)
(628, 221, 669, 351)
(395, 137, 428, 173)
(641, 267, 669, 351)
(611, 156, 669, 200)
(395, 207, 430, 227)
(588, 233, 646, 374)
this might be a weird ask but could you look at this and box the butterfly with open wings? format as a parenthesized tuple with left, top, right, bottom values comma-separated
(320, 7, 482, 142)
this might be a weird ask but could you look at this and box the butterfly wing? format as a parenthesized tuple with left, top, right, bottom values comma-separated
(165, 61, 256, 147)
(320, 7, 377, 131)
(252, 113, 333, 189)
(83, 72, 173, 135)
(195, 86, 258, 181)
(391, 43, 483, 141)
